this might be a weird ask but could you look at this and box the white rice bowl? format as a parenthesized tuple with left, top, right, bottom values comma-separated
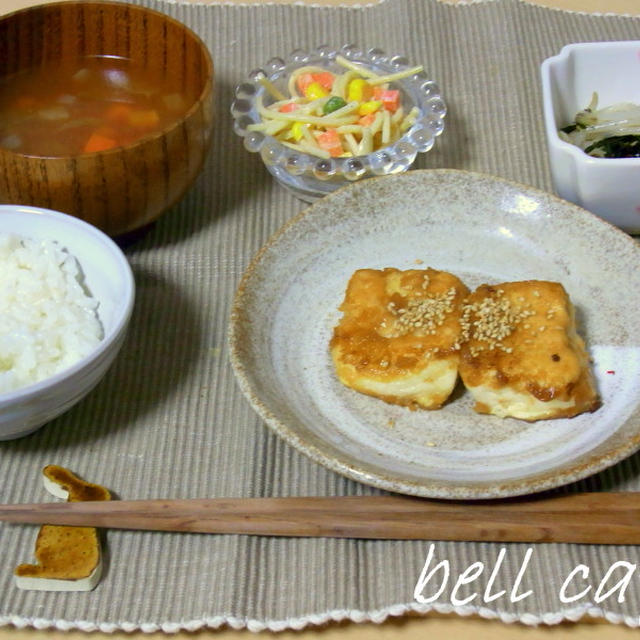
(0, 205, 134, 440)
(0, 233, 103, 393)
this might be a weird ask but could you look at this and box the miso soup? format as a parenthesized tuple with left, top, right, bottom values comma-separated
(0, 56, 195, 157)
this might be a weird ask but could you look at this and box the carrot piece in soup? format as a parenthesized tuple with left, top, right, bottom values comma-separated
(83, 133, 118, 153)
(105, 103, 133, 123)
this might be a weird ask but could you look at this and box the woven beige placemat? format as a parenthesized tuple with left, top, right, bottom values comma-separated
(1, 0, 640, 632)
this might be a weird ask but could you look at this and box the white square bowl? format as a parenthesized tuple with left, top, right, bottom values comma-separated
(541, 41, 640, 234)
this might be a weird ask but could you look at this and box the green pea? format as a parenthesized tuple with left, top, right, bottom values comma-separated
(323, 96, 347, 115)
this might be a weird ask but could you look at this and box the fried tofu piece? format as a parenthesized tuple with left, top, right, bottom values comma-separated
(458, 281, 600, 421)
(330, 267, 469, 409)
(14, 465, 110, 591)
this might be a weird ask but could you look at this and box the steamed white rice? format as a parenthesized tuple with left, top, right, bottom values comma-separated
(0, 233, 103, 394)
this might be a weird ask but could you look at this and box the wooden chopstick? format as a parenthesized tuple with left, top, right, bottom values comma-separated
(0, 493, 638, 544)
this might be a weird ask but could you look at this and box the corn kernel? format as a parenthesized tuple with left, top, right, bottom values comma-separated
(291, 122, 304, 141)
(347, 78, 372, 103)
(304, 81, 328, 100)
(358, 100, 382, 116)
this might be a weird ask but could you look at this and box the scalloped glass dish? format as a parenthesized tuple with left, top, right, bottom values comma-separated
(231, 45, 446, 202)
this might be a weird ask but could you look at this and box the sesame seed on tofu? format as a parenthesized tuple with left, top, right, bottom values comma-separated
(388, 287, 457, 337)
(461, 289, 535, 354)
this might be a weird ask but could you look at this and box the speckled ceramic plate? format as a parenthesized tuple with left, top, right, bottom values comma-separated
(229, 170, 640, 499)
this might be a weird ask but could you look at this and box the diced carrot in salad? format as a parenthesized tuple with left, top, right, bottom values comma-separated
(296, 73, 316, 94)
(311, 72, 335, 91)
(373, 88, 400, 112)
(279, 102, 299, 113)
(358, 113, 376, 127)
(297, 72, 336, 95)
(316, 128, 343, 157)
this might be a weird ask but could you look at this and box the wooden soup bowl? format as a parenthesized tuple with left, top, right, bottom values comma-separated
(0, 1, 214, 236)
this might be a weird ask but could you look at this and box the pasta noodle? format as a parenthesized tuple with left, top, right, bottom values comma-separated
(280, 139, 331, 159)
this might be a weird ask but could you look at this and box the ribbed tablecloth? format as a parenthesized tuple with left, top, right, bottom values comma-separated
(2, 0, 640, 631)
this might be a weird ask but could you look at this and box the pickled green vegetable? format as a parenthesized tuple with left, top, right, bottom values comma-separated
(560, 92, 640, 158)
(585, 135, 640, 158)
